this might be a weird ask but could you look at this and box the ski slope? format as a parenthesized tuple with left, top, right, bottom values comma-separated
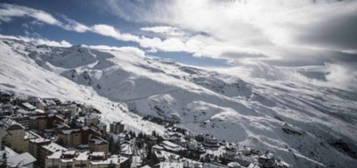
(0, 37, 356, 168)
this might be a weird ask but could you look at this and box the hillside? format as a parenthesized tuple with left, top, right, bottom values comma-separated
(0, 37, 356, 168)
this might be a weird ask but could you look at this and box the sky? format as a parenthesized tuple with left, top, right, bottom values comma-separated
(1, 0, 357, 90)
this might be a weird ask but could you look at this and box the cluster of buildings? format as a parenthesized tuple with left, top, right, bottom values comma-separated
(0, 90, 289, 168)
(0, 91, 127, 168)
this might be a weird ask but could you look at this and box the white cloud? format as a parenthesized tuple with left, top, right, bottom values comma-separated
(0, 3, 60, 25)
(83, 44, 146, 57)
(104, 0, 357, 59)
(89, 24, 223, 56)
(71, 23, 89, 33)
(0, 34, 72, 47)
(141, 26, 185, 37)
(115, 46, 146, 58)
(2, 1, 357, 91)
(61, 16, 90, 33)
(34, 38, 72, 47)
(90, 24, 140, 41)
(0, 3, 257, 58)
(0, 3, 89, 33)
(324, 63, 357, 91)
(0, 4, 169, 53)
(0, 3, 255, 58)
(3, 1, 357, 68)
(31, 11, 59, 25)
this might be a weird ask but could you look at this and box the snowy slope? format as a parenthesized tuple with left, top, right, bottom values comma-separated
(0, 37, 356, 168)
(0, 38, 165, 135)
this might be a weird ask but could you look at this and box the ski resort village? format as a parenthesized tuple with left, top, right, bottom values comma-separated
(1, 1, 357, 168)
(0, 90, 289, 168)
(0, 34, 356, 168)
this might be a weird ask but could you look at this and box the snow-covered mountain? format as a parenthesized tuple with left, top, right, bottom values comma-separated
(0, 37, 356, 168)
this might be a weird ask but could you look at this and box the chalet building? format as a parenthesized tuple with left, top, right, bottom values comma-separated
(202, 135, 219, 149)
(42, 98, 57, 107)
(187, 139, 205, 158)
(45, 151, 126, 168)
(46, 98, 61, 105)
(0, 104, 15, 116)
(131, 155, 144, 168)
(21, 102, 36, 111)
(146, 135, 159, 146)
(201, 162, 227, 168)
(110, 121, 125, 134)
(28, 137, 51, 165)
(0, 118, 29, 153)
(61, 103, 80, 113)
(28, 96, 46, 110)
(45, 150, 66, 168)
(235, 154, 256, 167)
(97, 121, 107, 134)
(222, 144, 237, 161)
(82, 106, 101, 114)
(90, 152, 122, 168)
(89, 136, 109, 154)
(167, 126, 188, 135)
(61, 150, 77, 168)
(0, 146, 36, 168)
(11, 95, 26, 105)
(13, 115, 31, 128)
(57, 127, 105, 153)
(257, 152, 279, 168)
(227, 162, 242, 168)
(89, 121, 107, 135)
(29, 113, 65, 130)
(73, 151, 90, 168)
(45, 104, 62, 112)
(160, 141, 185, 153)
(38, 142, 67, 167)
(58, 128, 82, 147)
(157, 162, 184, 168)
(29, 114, 47, 130)
(84, 113, 101, 126)
(80, 128, 102, 144)
(182, 159, 202, 168)
(44, 101, 79, 117)
(0, 91, 12, 103)
(152, 149, 171, 163)
(187, 139, 200, 151)
(120, 142, 134, 156)
(164, 132, 183, 144)
(46, 150, 79, 168)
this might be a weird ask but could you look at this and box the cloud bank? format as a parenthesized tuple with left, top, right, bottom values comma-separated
(0, 34, 71, 47)
(0, 3, 221, 57)
(1, 1, 357, 91)
(2, 1, 357, 61)
(104, 0, 357, 55)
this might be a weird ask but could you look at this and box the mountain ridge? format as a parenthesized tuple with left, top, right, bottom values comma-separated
(0, 37, 356, 168)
